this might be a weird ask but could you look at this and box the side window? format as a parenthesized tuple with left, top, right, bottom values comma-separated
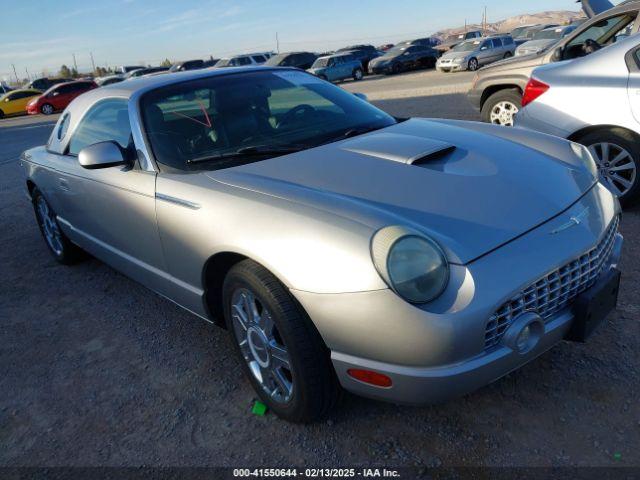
(491, 39, 502, 48)
(251, 55, 266, 63)
(568, 13, 635, 48)
(67, 99, 132, 156)
(238, 57, 252, 66)
(481, 41, 491, 50)
(505, 37, 514, 45)
(55, 85, 73, 95)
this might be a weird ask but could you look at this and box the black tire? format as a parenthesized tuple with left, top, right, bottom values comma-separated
(575, 128, 640, 206)
(468, 57, 479, 71)
(0, 109, 4, 119)
(352, 68, 363, 81)
(391, 63, 402, 75)
(504, 52, 513, 59)
(31, 188, 85, 264)
(40, 103, 54, 115)
(480, 88, 522, 126)
(223, 259, 341, 423)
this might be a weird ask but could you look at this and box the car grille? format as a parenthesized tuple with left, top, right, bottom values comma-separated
(484, 216, 620, 350)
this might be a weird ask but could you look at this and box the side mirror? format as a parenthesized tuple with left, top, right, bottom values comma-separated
(353, 92, 368, 102)
(551, 47, 563, 61)
(78, 141, 128, 170)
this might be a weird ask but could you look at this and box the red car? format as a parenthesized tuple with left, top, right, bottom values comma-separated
(27, 80, 97, 115)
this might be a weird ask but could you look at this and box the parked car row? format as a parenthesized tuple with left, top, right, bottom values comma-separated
(437, 34, 515, 72)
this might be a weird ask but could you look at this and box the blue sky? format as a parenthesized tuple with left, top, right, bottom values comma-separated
(1, 0, 580, 80)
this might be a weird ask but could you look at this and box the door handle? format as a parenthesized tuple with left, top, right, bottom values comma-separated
(59, 178, 70, 191)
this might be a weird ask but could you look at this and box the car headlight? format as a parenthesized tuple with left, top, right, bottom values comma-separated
(371, 226, 449, 304)
(571, 142, 598, 180)
(453, 57, 465, 63)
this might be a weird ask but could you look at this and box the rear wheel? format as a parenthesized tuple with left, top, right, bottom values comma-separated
(504, 52, 513, 59)
(32, 188, 85, 264)
(481, 89, 522, 126)
(352, 68, 363, 81)
(391, 63, 402, 75)
(40, 104, 54, 115)
(223, 259, 341, 423)
(468, 57, 479, 71)
(575, 128, 640, 206)
(0, 109, 4, 118)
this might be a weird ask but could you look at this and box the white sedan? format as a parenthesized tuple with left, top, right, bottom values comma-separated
(515, 34, 640, 205)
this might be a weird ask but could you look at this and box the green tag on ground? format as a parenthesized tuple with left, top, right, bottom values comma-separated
(252, 401, 267, 416)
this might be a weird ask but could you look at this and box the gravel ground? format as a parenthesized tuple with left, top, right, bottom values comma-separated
(1, 69, 639, 468)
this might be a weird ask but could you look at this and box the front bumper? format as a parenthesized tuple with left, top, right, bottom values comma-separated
(369, 64, 392, 75)
(334, 232, 622, 405)
(436, 60, 466, 72)
(292, 184, 623, 404)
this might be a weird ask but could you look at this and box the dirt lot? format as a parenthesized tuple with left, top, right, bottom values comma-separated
(1, 69, 639, 468)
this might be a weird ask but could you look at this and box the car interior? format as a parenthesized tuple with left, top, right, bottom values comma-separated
(560, 12, 637, 60)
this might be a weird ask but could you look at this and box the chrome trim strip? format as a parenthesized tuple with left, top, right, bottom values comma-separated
(57, 215, 204, 297)
(155, 193, 201, 210)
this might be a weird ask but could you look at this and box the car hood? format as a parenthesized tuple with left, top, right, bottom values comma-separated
(478, 51, 546, 71)
(517, 39, 556, 51)
(440, 50, 471, 60)
(207, 119, 595, 265)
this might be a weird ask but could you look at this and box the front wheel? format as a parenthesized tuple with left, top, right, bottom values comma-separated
(504, 52, 513, 59)
(32, 188, 85, 264)
(468, 58, 479, 71)
(223, 259, 341, 423)
(576, 128, 640, 206)
(40, 104, 54, 115)
(481, 89, 522, 127)
(352, 68, 363, 81)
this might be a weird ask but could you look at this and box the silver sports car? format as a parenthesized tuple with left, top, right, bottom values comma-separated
(21, 67, 623, 422)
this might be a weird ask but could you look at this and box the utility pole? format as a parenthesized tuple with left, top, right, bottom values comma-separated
(90, 52, 96, 74)
(276, 32, 280, 53)
(25, 67, 30, 81)
(11, 64, 18, 84)
(72, 53, 78, 73)
(483, 6, 488, 34)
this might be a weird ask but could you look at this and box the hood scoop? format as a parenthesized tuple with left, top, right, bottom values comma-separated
(341, 132, 455, 165)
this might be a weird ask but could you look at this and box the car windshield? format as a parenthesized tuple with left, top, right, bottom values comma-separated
(511, 26, 532, 38)
(383, 47, 407, 57)
(452, 40, 480, 52)
(311, 57, 330, 67)
(533, 28, 563, 40)
(140, 70, 396, 171)
(265, 54, 290, 66)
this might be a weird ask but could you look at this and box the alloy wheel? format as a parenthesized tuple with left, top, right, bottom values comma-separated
(36, 196, 63, 256)
(468, 58, 479, 71)
(231, 287, 293, 404)
(41, 104, 54, 115)
(588, 142, 637, 197)
(489, 101, 519, 126)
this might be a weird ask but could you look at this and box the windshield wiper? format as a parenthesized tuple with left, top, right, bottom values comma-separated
(187, 145, 304, 165)
(318, 124, 386, 146)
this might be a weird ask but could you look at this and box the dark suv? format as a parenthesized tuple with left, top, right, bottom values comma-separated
(468, 0, 637, 125)
(337, 45, 380, 72)
(265, 52, 318, 70)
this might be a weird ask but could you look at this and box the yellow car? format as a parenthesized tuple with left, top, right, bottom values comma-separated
(0, 89, 42, 118)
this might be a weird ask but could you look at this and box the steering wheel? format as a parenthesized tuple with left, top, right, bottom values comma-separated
(583, 39, 602, 55)
(277, 104, 317, 128)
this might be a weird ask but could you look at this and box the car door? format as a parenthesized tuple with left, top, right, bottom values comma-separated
(48, 84, 75, 110)
(51, 98, 166, 288)
(477, 40, 492, 65)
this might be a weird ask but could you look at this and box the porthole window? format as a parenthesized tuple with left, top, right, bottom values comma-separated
(58, 114, 70, 140)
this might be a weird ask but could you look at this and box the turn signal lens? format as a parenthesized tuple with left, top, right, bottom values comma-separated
(347, 369, 392, 388)
(522, 77, 550, 107)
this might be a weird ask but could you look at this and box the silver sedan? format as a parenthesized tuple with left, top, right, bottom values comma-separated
(515, 34, 640, 205)
(22, 66, 623, 422)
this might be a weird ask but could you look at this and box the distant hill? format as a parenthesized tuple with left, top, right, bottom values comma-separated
(434, 10, 585, 38)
